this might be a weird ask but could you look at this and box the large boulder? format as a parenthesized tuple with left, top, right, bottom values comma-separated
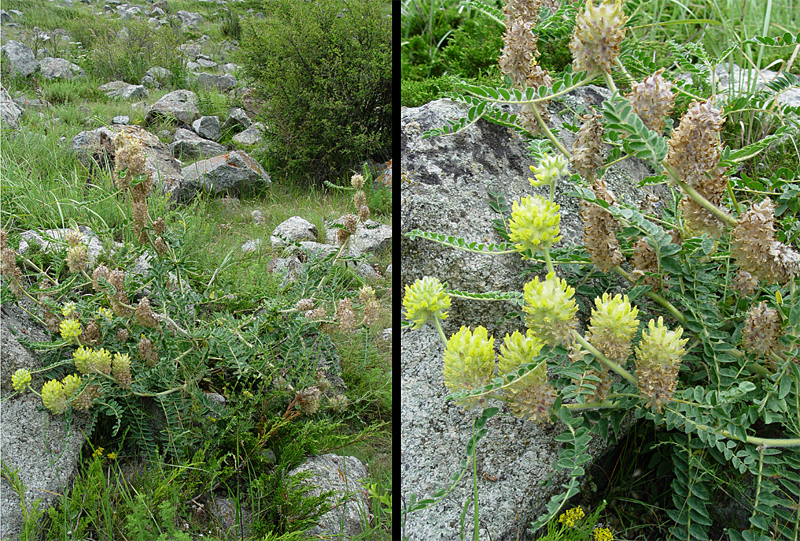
(39, 57, 85, 80)
(71, 125, 187, 201)
(402, 324, 620, 541)
(0, 302, 91, 540)
(169, 128, 226, 160)
(271, 216, 318, 248)
(401, 93, 656, 338)
(181, 150, 271, 197)
(98, 80, 148, 100)
(0, 40, 39, 77)
(1, 84, 23, 130)
(221, 107, 252, 132)
(288, 454, 370, 540)
(145, 89, 199, 126)
(191, 115, 220, 141)
(325, 218, 392, 258)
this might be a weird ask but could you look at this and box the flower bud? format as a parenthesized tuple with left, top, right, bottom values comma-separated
(403, 277, 450, 329)
(443, 326, 496, 409)
(112, 353, 132, 389)
(626, 69, 675, 133)
(12, 369, 32, 392)
(524, 272, 578, 346)
(91, 348, 112, 375)
(66, 244, 88, 274)
(73, 346, 93, 374)
(509, 196, 562, 255)
(529, 154, 570, 187)
(62, 374, 82, 401)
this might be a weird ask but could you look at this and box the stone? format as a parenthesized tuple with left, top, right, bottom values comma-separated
(176, 10, 203, 30)
(192, 115, 221, 141)
(220, 62, 241, 75)
(384, 263, 392, 278)
(401, 94, 657, 338)
(147, 17, 164, 29)
(232, 122, 263, 146)
(18, 225, 105, 266)
(111, 115, 130, 124)
(241, 238, 262, 253)
(98, 80, 148, 100)
(196, 57, 217, 69)
(181, 150, 271, 197)
(152, 0, 171, 13)
(326, 218, 392, 258)
(207, 497, 252, 538)
(357, 261, 378, 280)
(288, 454, 369, 540)
(71, 125, 187, 201)
(1, 84, 23, 130)
(0, 10, 11, 23)
(150, 6, 166, 17)
(169, 128, 226, 160)
(117, 5, 142, 19)
(145, 89, 199, 126)
(381, 328, 392, 341)
(271, 216, 318, 248)
(39, 57, 85, 80)
(268, 256, 304, 287)
(401, 324, 622, 541)
(222, 107, 252, 131)
(1, 40, 40, 77)
(196, 72, 237, 91)
(0, 302, 91, 541)
(177, 42, 201, 60)
(251, 210, 265, 225)
(712, 62, 800, 108)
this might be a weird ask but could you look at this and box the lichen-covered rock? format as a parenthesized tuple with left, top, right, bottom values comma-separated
(181, 150, 271, 197)
(145, 89, 199, 126)
(271, 216, 318, 247)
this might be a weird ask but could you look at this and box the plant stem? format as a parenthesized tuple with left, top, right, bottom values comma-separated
(662, 163, 737, 227)
(602, 70, 618, 94)
(543, 248, 555, 275)
(571, 331, 638, 385)
(431, 316, 448, 345)
(612, 265, 688, 325)
(664, 405, 800, 447)
(529, 100, 571, 159)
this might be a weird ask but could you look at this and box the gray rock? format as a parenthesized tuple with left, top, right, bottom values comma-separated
(186, 61, 201, 72)
(207, 497, 252, 538)
(150, 6, 166, 17)
(39, 57, 85, 80)
(181, 150, 271, 197)
(1, 85, 23, 130)
(381, 328, 392, 341)
(192, 115, 221, 141)
(7, 10, 22, 21)
(232, 122, 263, 146)
(401, 324, 620, 541)
(18, 226, 105, 266)
(177, 43, 201, 60)
(196, 72, 237, 91)
(169, 128, 226, 159)
(117, 5, 141, 19)
(712, 62, 800, 108)
(357, 261, 378, 280)
(222, 107, 252, 131)
(152, 0, 171, 13)
(241, 238, 262, 252)
(147, 17, 164, 29)
(176, 10, 203, 30)
(98, 80, 148, 100)
(72, 125, 187, 201)
(401, 94, 656, 337)
(296, 241, 338, 260)
(288, 454, 370, 540)
(384, 263, 392, 278)
(326, 218, 392, 258)
(111, 115, 130, 124)
(0, 303, 91, 541)
(140, 66, 170, 88)
(1, 40, 40, 77)
(0, 10, 12, 23)
(268, 256, 304, 287)
(271, 216, 318, 248)
(220, 62, 241, 75)
(145, 89, 199, 125)
(196, 57, 217, 69)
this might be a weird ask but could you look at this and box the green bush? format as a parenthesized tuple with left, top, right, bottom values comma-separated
(238, 0, 391, 186)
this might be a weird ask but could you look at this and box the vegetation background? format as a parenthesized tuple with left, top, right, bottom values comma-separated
(402, 0, 800, 539)
(0, 0, 393, 539)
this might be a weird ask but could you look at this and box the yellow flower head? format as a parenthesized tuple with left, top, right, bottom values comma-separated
(61, 302, 77, 318)
(12, 369, 32, 392)
(558, 507, 585, 528)
(509, 196, 562, 255)
(92, 447, 104, 459)
(60, 318, 82, 342)
(523, 272, 578, 346)
(403, 277, 451, 329)
(73, 346, 93, 374)
(62, 374, 83, 400)
(443, 326, 495, 409)
(529, 154, 570, 187)
(594, 526, 614, 541)
(42, 379, 67, 414)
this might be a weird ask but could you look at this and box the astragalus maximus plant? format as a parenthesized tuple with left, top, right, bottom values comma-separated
(403, 0, 800, 539)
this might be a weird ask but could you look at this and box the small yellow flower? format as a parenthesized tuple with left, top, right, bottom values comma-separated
(92, 447, 104, 459)
(558, 507, 585, 528)
(243, 390, 254, 398)
(529, 154, 570, 187)
(12, 369, 32, 392)
(60, 318, 82, 342)
(98, 307, 114, 319)
(107, 452, 118, 460)
(594, 526, 614, 541)
(73, 346, 93, 374)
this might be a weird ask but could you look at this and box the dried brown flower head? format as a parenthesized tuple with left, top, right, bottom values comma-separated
(154, 236, 168, 257)
(570, 0, 627, 75)
(138, 336, 158, 366)
(731, 198, 800, 284)
(66, 244, 88, 274)
(83, 320, 101, 346)
(306, 307, 327, 321)
(626, 69, 675, 133)
(665, 100, 725, 190)
(296, 298, 314, 311)
(631, 238, 660, 286)
(732, 270, 758, 296)
(742, 301, 784, 359)
(337, 298, 356, 333)
(296, 386, 322, 415)
(116, 328, 130, 343)
(92, 265, 111, 291)
(571, 112, 605, 181)
(153, 217, 166, 236)
(135, 297, 159, 328)
(581, 179, 624, 272)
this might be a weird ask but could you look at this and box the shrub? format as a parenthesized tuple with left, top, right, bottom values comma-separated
(238, 0, 391, 187)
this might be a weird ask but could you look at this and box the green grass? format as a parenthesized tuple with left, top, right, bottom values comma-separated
(0, 1, 392, 539)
